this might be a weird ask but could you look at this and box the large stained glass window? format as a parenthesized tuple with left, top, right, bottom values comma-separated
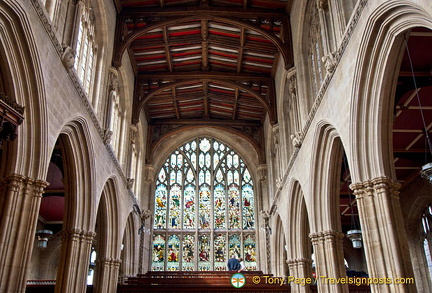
(151, 138, 257, 271)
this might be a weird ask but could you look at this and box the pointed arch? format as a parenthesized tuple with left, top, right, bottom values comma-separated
(271, 213, 288, 278)
(285, 179, 311, 260)
(59, 118, 96, 231)
(350, 1, 432, 182)
(309, 121, 344, 232)
(120, 212, 140, 279)
(0, 0, 49, 179)
(93, 177, 122, 293)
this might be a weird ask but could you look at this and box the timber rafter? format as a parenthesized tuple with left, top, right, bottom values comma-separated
(113, 10, 292, 69)
(133, 72, 276, 126)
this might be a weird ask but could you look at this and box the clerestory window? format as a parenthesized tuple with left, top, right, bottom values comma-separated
(74, 4, 96, 95)
(151, 137, 257, 271)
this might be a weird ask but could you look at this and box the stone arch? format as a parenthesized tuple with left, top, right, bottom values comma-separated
(0, 0, 49, 179)
(350, 1, 432, 182)
(285, 179, 310, 260)
(93, 177, 122, 293)
(151, 127, 261, 179)
(271, 213, 288, 278)
(59, 118, 96, 230)
(310, 121, 367, 292)
(120, 212, 140, 280)
(309, 121, 344, 232)
(284, 178, 312, 293)
(348, 3, 431, 290)
(54, 118, 96, 293)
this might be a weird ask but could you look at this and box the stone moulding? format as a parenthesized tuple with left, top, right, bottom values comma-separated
(271, 0, 368, 210)
(29, 0, 138, 206)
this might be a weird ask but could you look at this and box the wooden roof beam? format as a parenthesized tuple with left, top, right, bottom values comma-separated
(138, 72, 273, 82)
(172, 88, 180, 119)
(121, 7, 286, 18)
(162, 26, 173, 72)
(232, 88, 239, 120)
(203, 81, 210, 119)
(201, 20, 209, 71)
(237, 27, 245, 73)
(243, 0, 251, 9)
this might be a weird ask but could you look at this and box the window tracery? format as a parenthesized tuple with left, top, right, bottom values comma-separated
(74, 3, 96, 95)
(151, 137, 257, 271)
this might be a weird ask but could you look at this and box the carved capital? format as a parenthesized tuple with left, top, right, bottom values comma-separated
(143, 164, 155, 183)
(257, 164, 267, 182)
(350, 176, 400, 200)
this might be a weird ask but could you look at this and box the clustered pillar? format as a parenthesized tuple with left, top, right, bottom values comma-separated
(55, 229, 96, 293)
(287, 258, 313, 293)
(310, 230, 347, 293)
(351, 176, 416, 293)
(0, 174, 48, 293)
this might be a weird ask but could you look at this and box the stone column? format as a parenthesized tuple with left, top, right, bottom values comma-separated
(310, 230, 347, 293)
(350, 177, 416, 293)
(55, 229, 96, 293)
(139, 164, 155, 274)
(0, 173, 48, 293)
(287, 258, 312, 293)
(94, 257, 122, 293)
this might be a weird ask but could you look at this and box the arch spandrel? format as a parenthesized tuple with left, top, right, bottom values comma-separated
(349, 1, 432, 183)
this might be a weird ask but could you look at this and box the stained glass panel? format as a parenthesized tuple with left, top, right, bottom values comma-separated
(214, 234, 226, 271)
(198, 234, 211, 271)
(199, 186, 211, 229)
(167, 235, 180, 271)
(168, 184, 181, 229)
(151, 234, 165, 271)
(183, 184, 195, 229)
(228, 185, 241, 229)
(214, 184, 226, 229)
(242, 184, 254, 229)
(151, 137, 256, 271)
(229, 234, 241, 258)
(182, 235, 195, 271)
(244, 234, 257, 270)
(153, 185, 167, 229)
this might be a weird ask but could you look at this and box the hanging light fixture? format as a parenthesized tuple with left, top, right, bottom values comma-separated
(35, 229, 53, 248)
(403, 35, 432, 182)
(343, 156, 362, 249)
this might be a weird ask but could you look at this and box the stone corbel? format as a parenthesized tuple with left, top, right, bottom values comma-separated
(290, 131, 302, 148)
(126, 178, 134, 190)
(322, 52, 337, 74)
(61, 45, 75, 69)
(103, 129, 113, 144)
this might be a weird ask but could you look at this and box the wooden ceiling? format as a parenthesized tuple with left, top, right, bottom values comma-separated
(112, 0, 293, 163)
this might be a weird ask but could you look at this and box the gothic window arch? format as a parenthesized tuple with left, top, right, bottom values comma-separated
(151, 137, 257, 271)
(421, 204, 432, 280)
(74, 3, 96, 95)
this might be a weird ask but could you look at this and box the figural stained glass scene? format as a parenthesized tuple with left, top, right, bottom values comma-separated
(151, 137, 257, 271)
